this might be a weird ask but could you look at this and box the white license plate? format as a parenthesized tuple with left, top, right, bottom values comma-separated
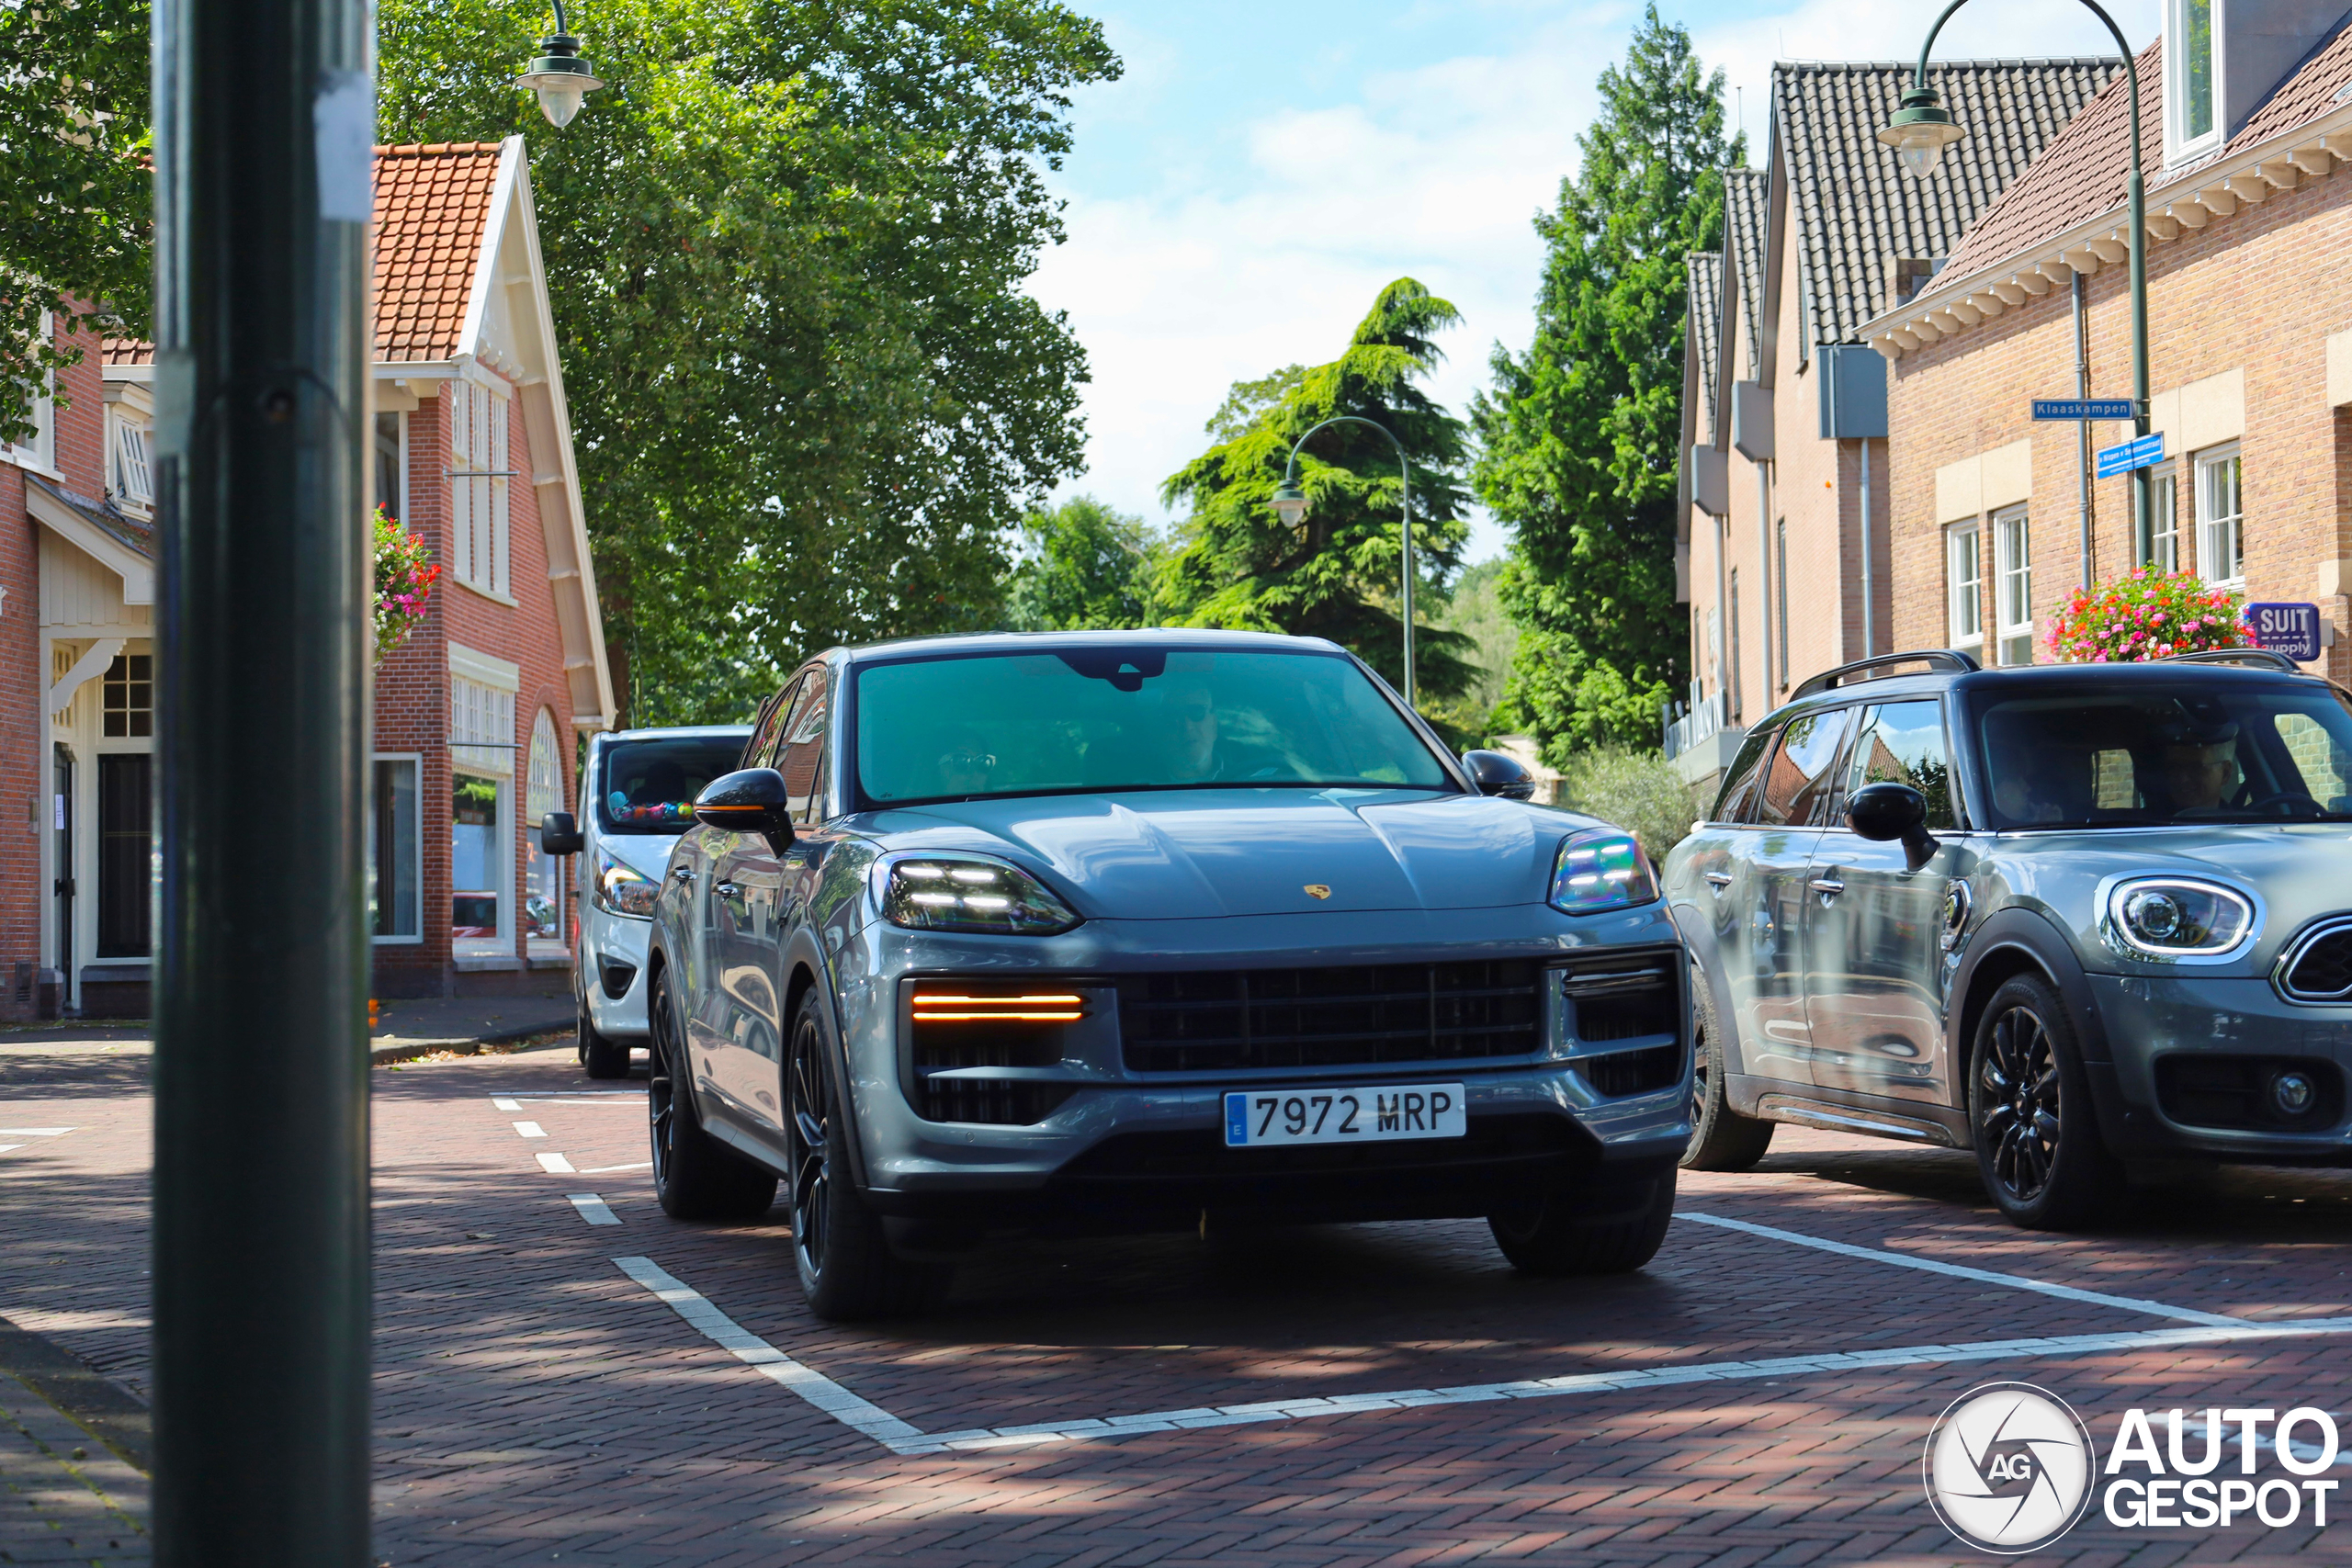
(1222, 1084, 1467, 1148)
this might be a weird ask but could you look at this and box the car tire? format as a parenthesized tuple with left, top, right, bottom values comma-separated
(786, 991, 951, 1321)
(1680, 976, 1774, 1172)
(648, 965, 778, 1222)
(579, 1002, 631, 1080)
(1969, 974, 2126, 1231)
(1487, 1163, 1677, 1277)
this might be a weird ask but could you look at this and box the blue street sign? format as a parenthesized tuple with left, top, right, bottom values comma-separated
(2247, 602, 2323, 663)
(2095, 431, 2165, 479)
(2032, 398, 2134, 421)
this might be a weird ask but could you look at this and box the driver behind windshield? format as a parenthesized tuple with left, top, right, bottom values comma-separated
(2154, 721, 2243, 816)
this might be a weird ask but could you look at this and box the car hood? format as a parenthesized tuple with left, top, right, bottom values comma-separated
(861, 789, 1582, 919)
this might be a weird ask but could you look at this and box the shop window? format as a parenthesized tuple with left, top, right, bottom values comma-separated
(1946, 523, 1983, 650)
(2198, 445, 2243, 587)
(96, 754, 152, 959)
(374, 411, 403, 522)
(1994, 506, 2032, 666)
(102, 655, 153, 738)
(453, 773, 504, 949)
(370, 756, 421, 942)
(525, 711, 564, 948)
(447, 380, 511, 596)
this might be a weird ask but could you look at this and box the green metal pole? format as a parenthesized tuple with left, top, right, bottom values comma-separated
(150, 0, 374, 1557)
(1279, 415, 1415, 707)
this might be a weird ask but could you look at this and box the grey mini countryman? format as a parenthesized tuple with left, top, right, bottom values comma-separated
(1664, 648, 2352, 1230)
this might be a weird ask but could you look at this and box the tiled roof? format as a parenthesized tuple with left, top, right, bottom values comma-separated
(375, 141, 503, 363)
(1940, 26, 2352, 278)
(1724, 170, 1768, 377)
(1688, 253, 1721, 445)
(99, 142, 503, 368)
(1775, 59, 2119, 346)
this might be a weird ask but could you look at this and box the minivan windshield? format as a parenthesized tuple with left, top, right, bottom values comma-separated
(853, 648, 1452, 806)
(596, 736, 751, 835)
(1973, 683, 2352, 829)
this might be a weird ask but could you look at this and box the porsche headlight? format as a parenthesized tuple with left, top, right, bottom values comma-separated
(1549, 829, 1657, 916)
(879, 854, 1081, 935)
(2104, 877, 2254, 958)
(593, 846, 661, 919)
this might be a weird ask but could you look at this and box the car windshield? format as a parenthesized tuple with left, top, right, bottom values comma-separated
(853, 647, 1452, 805)
(596, 736, 749, 835)
(1973, 683, 2352, 829)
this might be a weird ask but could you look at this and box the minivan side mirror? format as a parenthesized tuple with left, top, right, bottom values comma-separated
(694, 768, 797, 853)
(539, 811, 582, 856)
(1847, 781, 1938, 871)
(1462, 749, 1537, 801)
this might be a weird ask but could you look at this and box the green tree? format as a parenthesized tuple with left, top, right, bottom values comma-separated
(0, 0, 152, 445)
(1002, 494, 1167, 631)
(1160, 277, 1476, 704)
(1473, 5, 1738, 758)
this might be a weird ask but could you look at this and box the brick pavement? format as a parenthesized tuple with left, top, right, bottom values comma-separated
(1, 1041, 2347, 1564)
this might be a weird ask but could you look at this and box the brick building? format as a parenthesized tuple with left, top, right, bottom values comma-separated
(4, 137, 612, 1016)
(1673, 60, 2112, 794)
(1865, 6, 2352, 677)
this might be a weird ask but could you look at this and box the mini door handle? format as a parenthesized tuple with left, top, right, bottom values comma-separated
(1703, 872, 1733, 888)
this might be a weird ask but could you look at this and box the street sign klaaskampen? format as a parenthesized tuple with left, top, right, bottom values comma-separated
(2095, 430, 2165, 479)
(2032, 398, 2135, 421)
(2247, 602, 2324, 663)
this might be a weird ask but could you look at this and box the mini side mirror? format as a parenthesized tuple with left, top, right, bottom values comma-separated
(694, 767, 796, 853)
(538, 811, 582, 856)
(1462, 749, 1537, 802)
(1847, 781, 1938, 871)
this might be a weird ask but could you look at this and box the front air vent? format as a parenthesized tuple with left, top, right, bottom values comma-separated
(904, 985, 1083, 1125)
(1557, 950, 1683, 1098)
(2277, 919, 2352, 1003)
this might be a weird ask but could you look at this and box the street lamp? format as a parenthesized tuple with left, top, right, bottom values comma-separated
(515, 0, 605, 129)
(1273, 416, 1419, 708)
(1880, 0, 2154, 559)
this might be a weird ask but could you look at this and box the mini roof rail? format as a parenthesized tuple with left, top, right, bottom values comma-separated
(2160, 647, 2304, 673)
(1790, 649, 1981, 701)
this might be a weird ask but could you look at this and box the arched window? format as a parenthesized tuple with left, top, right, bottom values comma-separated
(525, 710, 565, 945)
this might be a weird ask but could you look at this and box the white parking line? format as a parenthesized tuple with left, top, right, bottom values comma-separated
(614, 1258, 923, 1447)
(579, 1161, 652, 1175)
(492, 1098, 522, 1111)
(569, 1194, 621, 1226)
(537, 1152, 575, 1174)
(613, 1252, 2352, 1457)
(513, 1122, 547, 1139)
(0, 1128, 74, 1136)
(1679, 1211, 2251, 1328)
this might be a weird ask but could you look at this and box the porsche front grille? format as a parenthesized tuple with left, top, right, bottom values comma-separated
(1114, 959, 1544, 1074)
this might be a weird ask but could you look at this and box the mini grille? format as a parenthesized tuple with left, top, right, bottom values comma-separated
(2279, 921, 2352, 1000)
(1116, 959, 1544, 1074)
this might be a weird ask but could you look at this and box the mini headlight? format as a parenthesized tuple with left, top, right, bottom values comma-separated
(879, 854, 1081, 935)
(593, 847, 662, 919)
(1549, 829, 1658, 917)
(2105, 877, 2253, 957)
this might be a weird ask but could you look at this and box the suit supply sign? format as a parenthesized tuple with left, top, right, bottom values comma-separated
(2247, 603, 2323, 663)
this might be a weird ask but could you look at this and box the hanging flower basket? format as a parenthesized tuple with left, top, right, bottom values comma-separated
(374, 506, 441, 663)
(2044, 568, 2246, 664)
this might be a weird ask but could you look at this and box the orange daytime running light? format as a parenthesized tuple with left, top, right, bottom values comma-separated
(911, 992, 1085, 1022)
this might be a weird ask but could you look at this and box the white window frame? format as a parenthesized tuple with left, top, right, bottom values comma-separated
(2165, 0, 2222, 166)
(109, 413, 154, 512)
(1946, 522, 1984, 650)
(447, 378, 513, 601)
(6, 311, 57, 476)
(449, 659, 518, 957)
(2196, 442, 2243, 588)
(450, 767, 511, 959)
(1993, 505, 2033, 667)
(2151, 463, 2180, 575)
(525, 709, 566, 955)
(370, 751, 424, 945)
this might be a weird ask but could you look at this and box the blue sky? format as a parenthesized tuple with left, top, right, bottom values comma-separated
(1028, 0, 2158, 563)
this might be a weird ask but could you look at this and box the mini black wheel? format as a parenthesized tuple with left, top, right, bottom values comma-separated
(579, 1001, 630, 1080)
(1488, 1163, 1677, 1277)
(647, 964, 777, 1222)
(1970, 974, 2124, 1230)
(786, 992, 950, 1320)
(1680, 976, 1774, 1171)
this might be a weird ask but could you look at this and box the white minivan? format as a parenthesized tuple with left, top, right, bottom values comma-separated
(538, 724, 752, 1077)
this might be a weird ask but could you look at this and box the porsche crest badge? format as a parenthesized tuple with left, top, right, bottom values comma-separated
(1304, 884, 1332, 900)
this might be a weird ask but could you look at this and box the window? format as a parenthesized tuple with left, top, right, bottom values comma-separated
(447, 379, 510, 595)
(452, 773, 504, 950)
(525, 711, 564, 947)
(6, 312, 55, 473)
(2198, 446, 2243, 586)
(374, 411, 403, 522)
(778, 673, 830, 822)
(1841, 701, 1954, 829)
(1994, 507, 2032, 666)
(2167, 0, 2218, 160)
(101, 655, 153, 738)
(1727, 570, 1744, 720)
(1946, 524, 1983, 649)
(370, 756, 422, 942)
(451, 673, 515, 776)
(2151, 466, 2180, 573)
(111, 418, 153, 510)
(96, 754, 152, 959)
(1713, 724, 1776, 823)
(1775, 519, 1790, 687)
(1754, 708, 1852, 827)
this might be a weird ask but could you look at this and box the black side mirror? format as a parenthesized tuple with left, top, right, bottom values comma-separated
(1462, 749, 1537, 801)
(1847, 781, 1938, 871)
(538, 811, 582, 856)
(694, 767, 796, 853)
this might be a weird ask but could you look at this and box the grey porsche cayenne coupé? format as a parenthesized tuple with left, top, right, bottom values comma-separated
(643, 630, 1691, 1318)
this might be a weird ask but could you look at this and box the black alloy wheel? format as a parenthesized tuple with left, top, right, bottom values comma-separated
(648, 972, 679, 1190)
(1977, 1004, 2059, 1204)
(647, 963, 777, 1221)
(786, 1007, 833, 1280)
(1967, 973, 2125, 1230)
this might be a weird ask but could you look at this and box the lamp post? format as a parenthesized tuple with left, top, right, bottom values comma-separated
(515, 0, 605, 128)
(1880, 0, 2154, 563)
(1270, 416, 1419, 708)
